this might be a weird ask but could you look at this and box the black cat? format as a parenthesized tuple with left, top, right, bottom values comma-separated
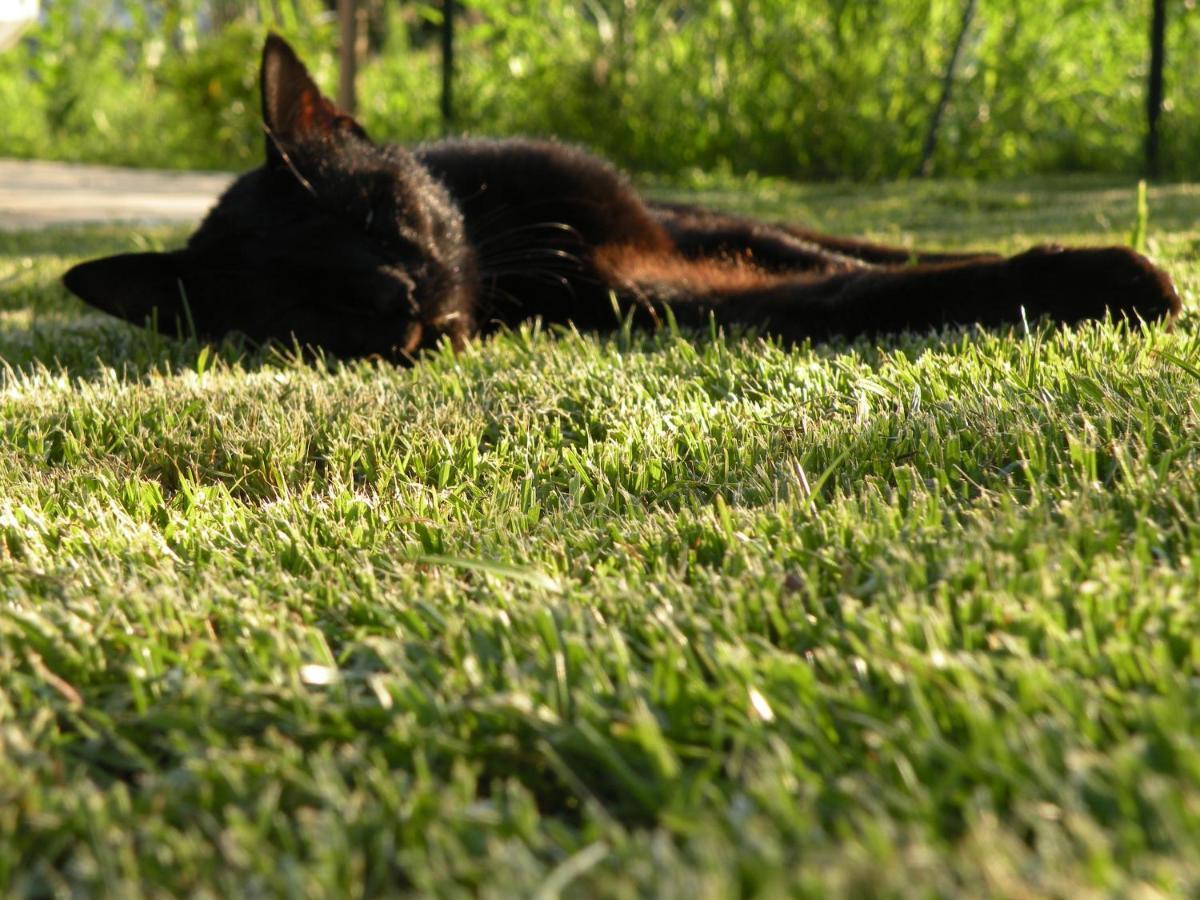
(64, 35, 1181, 359)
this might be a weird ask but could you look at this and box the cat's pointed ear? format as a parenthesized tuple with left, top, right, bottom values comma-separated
(63, 252, 186, 330)
(260, 33, 367, 163)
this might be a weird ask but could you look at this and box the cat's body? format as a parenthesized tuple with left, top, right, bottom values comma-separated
(64, 36, 1181, 358)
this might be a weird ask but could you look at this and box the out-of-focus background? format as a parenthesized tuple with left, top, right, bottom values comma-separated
(0, 0, 1193, 181)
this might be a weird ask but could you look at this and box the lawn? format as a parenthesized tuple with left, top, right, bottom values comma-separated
(3, 176, 1200, 896)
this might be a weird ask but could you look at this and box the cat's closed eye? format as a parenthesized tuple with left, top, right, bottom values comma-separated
(373, 266, 420, 315)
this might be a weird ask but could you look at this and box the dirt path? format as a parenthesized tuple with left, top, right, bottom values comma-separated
(0, 158, 233, 229)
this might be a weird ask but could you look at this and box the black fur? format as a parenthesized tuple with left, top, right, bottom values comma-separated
(64, 35, 1181, 360)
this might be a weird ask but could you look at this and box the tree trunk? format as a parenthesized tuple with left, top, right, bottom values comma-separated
(442, 0, 456, 133)
(338, 0, 358, 114)
(919, 0, 978, 177)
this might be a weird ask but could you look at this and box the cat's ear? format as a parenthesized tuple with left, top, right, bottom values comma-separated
(260, 33, 367, 163)
(63, 252, 187, 330)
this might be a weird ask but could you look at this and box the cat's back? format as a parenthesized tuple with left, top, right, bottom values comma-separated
(414, 137, 630, 204)
(414, 138, 668, 248)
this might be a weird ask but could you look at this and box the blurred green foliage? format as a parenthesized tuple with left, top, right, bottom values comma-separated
(2, 0, 1199, 179)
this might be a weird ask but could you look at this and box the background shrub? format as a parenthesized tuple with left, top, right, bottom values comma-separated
(1, 0, 1197, 179)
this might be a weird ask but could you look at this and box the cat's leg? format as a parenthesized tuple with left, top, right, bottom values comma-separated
(773, 223, 999, 267)
(653, 203, 866, 274)
(606, 244, 1179, 339)
(651, 201, 997, 271)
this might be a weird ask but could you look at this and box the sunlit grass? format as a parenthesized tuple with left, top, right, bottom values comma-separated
(2, 179, 1200, 895)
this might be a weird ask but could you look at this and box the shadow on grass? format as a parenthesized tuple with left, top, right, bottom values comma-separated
(0, 313, 290, 382)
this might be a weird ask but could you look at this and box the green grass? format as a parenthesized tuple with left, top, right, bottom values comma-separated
(4, 177, 1200, 896)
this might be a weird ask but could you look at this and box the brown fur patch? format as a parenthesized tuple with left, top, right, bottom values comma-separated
(594, 244, 788, 301)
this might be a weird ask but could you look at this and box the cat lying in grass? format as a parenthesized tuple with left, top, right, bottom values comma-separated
(64, 35, 1181, 360)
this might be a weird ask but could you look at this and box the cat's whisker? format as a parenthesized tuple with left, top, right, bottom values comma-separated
(262, 122, 319, 198)
(479, 247, 585, 271)
(475, 221, 583, 251)
(480, 284, 526, 311)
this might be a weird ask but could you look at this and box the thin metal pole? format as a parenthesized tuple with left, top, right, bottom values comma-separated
(1146, 0, 1167, 177)
(442, 0, 455, 133)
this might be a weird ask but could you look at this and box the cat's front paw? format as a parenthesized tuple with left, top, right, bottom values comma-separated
(1012, 245, 1181, 325)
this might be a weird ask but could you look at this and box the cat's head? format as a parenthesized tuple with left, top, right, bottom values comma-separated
(63, 34, 477, 358)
